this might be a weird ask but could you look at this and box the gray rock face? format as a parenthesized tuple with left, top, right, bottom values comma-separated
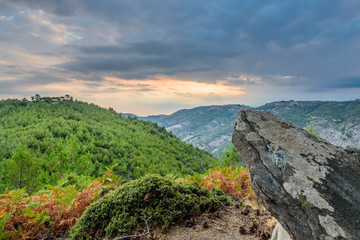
(232, 110, 360, 240)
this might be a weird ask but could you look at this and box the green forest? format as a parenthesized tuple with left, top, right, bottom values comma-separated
(0, 98, 219, 193)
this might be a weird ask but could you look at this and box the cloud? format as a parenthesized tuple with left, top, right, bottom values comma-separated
(3, 0, 78, 16)
(331, 76, 360, 89)
(61, 40, 238, 79)
(1, 0, 360, 114)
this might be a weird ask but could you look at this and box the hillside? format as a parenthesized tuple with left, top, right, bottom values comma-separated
(143, 105, 250, 159)
(257, 100, 360, 148)
(0, 99, 218, 193)
(142, 100, 360, 158)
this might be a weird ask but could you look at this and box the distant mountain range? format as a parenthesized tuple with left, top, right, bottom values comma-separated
(141, 100, 360, 159)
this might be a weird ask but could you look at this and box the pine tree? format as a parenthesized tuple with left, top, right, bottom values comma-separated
(222, 145, 243, 168)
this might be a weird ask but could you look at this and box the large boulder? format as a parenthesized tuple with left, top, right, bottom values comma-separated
(232, 110, 360, 240)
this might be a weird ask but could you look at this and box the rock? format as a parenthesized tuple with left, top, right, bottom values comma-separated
(270, 223, 292, 240)
(232, 110, 360, 240)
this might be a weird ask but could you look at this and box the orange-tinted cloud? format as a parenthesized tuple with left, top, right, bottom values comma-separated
(24, 76, 246, 115)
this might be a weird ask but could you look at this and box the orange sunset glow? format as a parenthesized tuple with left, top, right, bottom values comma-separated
(24, 76, 246, 115)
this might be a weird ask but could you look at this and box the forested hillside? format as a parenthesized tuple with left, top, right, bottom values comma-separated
(0, 99, 218, 193)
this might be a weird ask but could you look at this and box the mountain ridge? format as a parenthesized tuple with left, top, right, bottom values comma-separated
(140, 100, 360, 158)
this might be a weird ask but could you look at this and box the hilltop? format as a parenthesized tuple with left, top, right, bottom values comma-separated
(142, 100, 360, 158)
(0, 98, 219, 193)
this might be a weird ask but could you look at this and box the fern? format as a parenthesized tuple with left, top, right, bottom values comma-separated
(0, 210, 14, 239)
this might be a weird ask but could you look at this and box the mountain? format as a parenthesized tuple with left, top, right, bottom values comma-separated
(143, 104, 250, 159)
(0, 99, 218, 193)
(142, 100, 360, 158)
(257, 100, 360, 148)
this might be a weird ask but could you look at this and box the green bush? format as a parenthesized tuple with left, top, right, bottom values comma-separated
(70, 175, 227, 239)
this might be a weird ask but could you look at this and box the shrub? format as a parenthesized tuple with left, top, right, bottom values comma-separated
(70, 175, 227, 239)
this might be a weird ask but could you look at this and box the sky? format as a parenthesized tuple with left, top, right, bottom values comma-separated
(0, 0, 359, 116)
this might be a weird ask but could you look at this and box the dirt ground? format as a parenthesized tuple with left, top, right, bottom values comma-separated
(148, 204, 277, 240)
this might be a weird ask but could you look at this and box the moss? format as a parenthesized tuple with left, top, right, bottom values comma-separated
(319, 193, 331, 204)
(70, 175, 227, 239)
(320, 225, 330, 236)
(283, 164, 295, 181)
(299, 194, 307, 207)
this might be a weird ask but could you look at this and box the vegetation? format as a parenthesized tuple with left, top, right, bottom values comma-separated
(221, 144, 243, 167)
(0, 162, 252, 239)
(69, 175, 228, 239)
(0, 98, 219, 193)
(0, 168, 119, 239)
(184, 166, 254, 199)
(257, 100, 360, 128)
(306, 123, 318, 136)
(142, 104, 248, 158)
(182, 144, 253, 199)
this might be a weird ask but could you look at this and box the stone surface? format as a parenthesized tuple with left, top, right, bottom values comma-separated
(232, 110, 360, 240)
(271, 223, 292, 240)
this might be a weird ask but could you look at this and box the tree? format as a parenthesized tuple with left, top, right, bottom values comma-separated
(0, 99, 218, 193)
(222, 145, 243, 168)
(31, 94, 41, 101)
(0, 145, 38, 193)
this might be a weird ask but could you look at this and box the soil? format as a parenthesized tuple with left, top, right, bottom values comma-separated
(148, 204, 277, 240)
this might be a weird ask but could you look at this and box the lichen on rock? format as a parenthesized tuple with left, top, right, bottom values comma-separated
(232, 110, 360, 240)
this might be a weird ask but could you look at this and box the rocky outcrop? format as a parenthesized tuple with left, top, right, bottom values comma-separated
(232, 110, 360, 240)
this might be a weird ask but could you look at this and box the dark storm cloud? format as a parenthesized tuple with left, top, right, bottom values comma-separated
(62, 41, 238, 78)
(331, 76, 360, 89)
(81, 41, 237, 58)
(76, 0, 360, 46)
(67, 0, 360, 89)
(1, 0, 360, 101)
